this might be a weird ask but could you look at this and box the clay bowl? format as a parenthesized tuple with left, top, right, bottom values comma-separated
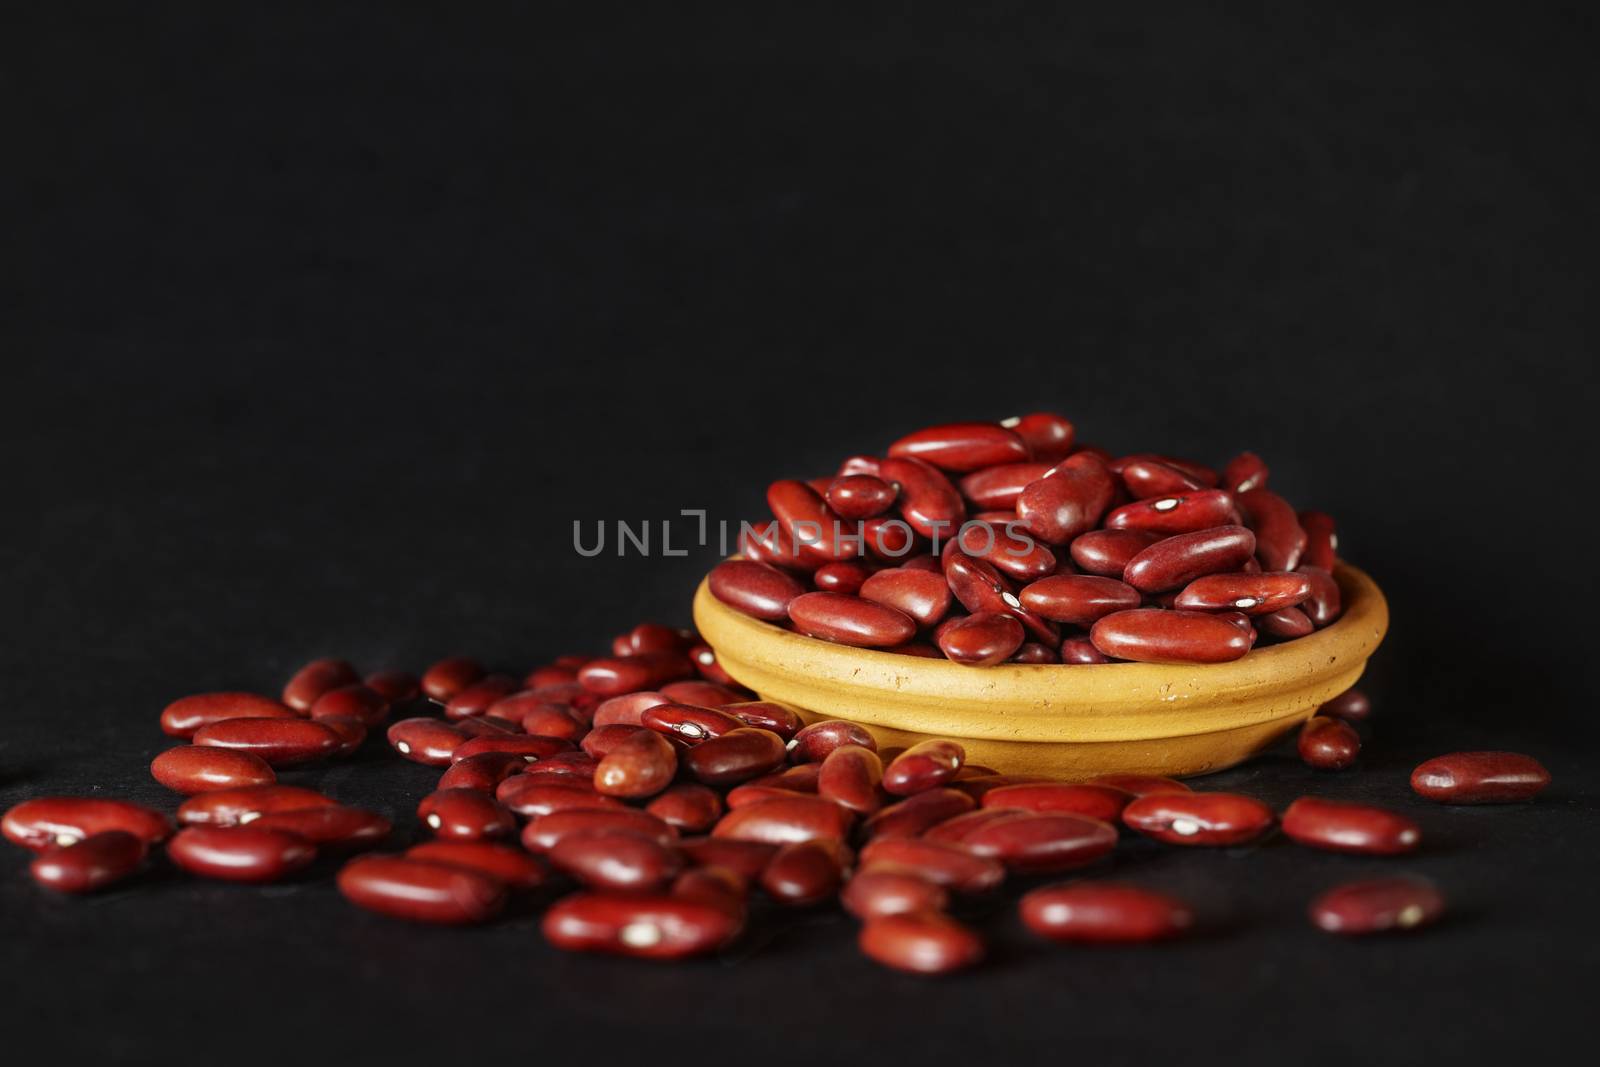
(691, 562, 1388, 780)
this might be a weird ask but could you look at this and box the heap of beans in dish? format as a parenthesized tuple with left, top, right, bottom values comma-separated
(707, 414, 1343, 665)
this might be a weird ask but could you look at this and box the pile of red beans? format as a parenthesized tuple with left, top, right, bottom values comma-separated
(709, 414, 1343, 665)
(2, 635, 1552, 973)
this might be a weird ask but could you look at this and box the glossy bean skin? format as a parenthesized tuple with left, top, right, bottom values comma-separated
(167, 826, 316, 883)
(386, 718, 469, 766)
(417, 789, 517, 841)
(788, 592, 918, 648)
(1105, 490, 1238, 537)
(1174, 571, 1312, 615)
(1119, 458, 1206, 497)
(1090, 609, 1252, 664)
(1069, 529, 1163, 578)
(364, 670, 420, 706)
(1016, 452, 1116, 545)
(1282, 797, 1420, 855)
(1020, 883, 1194, 943)
(1001, 412, 1076, 463)
(457, 716, 521, 737)
(863, 789, 976, 839)
(1257, 606, 1314, 639)
(29, 831, 147, 893)
(437, 752, 528, 792)
(160, 692, 302, 738)
(923, 808, 1034, 844)
(739, 519, 814, 571)
(623, 623, 694, 656)
(404, 840, 547, 890)
(582, 724, 647, 760)
(517, 751, 601, 784)
(337, 856, 507, 924)
(707, 559, 808, 621)
(1122, 793, 1274, 846)
(723, 702, 805, 740)
(499, 698, 583, 740)
(1059, 637, 1111, 664)
(451, 734, 572, 764)
(882, 740, 965, 796)
(543, 893, 742, 958)
(878, 456, 966, 540)
(309, 684, 390, 727)
(3, 797, 174, 850)
(522, 809, 678, 853)
(888, 422, 1029, 472)
(443, 676, 522, 720)
(550, 831, 683, 893)
(958, 462, 1053, 510)
(760, 839, 847, 905)
(826, 475, 898, 519)
(496, 779, 624, 819)
(818, 745, 886, 814)
(671, 867, 751, 917)
(1089, 774, 1191, 796)
(641, 703, 744, 744)
(739, 763, 822, 795)
(1310, 877, 1445, 935)
(980, 783, 1130, 823)
(1122, 525, 1257, 593)
(1221, 451, 1269, 494)
(1319, 688, 1372, 722)
(578, 652, 694, 697)
(812, 562, 870, 595)
(688, 643, 740, 688)
(151, 746, 276, 795)
(937, 612, 1024, 666)
(594, 729, 679, 799)
(1296, 565, 1343, 627)
(841, 868, 949, 920)
(767, 479, 860, 564)
(176, 785, 336, 827)
(1299, 510, 1338, 571)
(657, 683, 748, 710)
(1236, 488, 1307, 571)
(1010, 641, 1059, 664)
(858, 837, 1005, 893)
(712, 796, 855, 845)
(1299, 716, 1361, 770)
(251, 806, 392, 849)
(282, 658, 360, 714)
(1019, 574, 1141, 626)
(421, 656, 486, 703)
(683, 728, 788, 786)
(679, 837, 779, 881)
(858, 568, 953, 629)
(1112, 453, 1218, 488)
(646, 784, 724, 833)
(959, 813, 1117, 873)
(943, 552, 1058, 644)
(592, 691, 670, 728)
(1410, 752, 1551, 804)
(319, 713, 370, 757)
(193, 717, 342, 767)
(859, 912, 984, 975)
(953, 522, 1058, 581)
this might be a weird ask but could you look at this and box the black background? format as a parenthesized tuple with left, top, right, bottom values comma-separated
(4, 4, 1596, 1064)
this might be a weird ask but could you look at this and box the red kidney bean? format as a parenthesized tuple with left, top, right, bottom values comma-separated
(1236, 488, 1307, 571)
(591, 691, 670, 728)
(421, 656, 486, 703)
(417, 789, 516, 841)
(623, 623, 694, 656)
(841, 868, 949, 920)
(525, 665, 578, 689)
(739, 518, 816, 571)
(679, 837, 779, 880)
(443, 675, 521, 720)
(496, 779, 624, 819)
(859, 911, 984, 974)
(708, 559, 808, 622)
(1174, 571, 1312, 615)
(1000, 412, 1076, 463)
(860, 515, 922, 560)
(900, 555, 943, 573)
(1411, 751, 1551, 804)
(523, 809, 677, 853)
(712, 796, 854, 845)
(1018, 574, 1142, 626)
(959, 813, 1117, 873)
(1106, 490, 1239, 536)
(543, 893, 742, 958)
(1016, 452, 1116, 544)
(1319, 688, 1372, 722)
(882, 740, 965, 796)
(980, 783, 1130, 823)
(3, 797, 173, 850)
(722, 701, 804, 740)
(192, 717, 342, 767)
(858, 837, 1005, 893)
(741, 762, 823, 793)
(1296, 565, 1343, 627)
(150, 746, 276, 795)
(953, 521, 1058, 581)
(937, 612, 1024, 666)
(1299, 510, 1338, 570)
(684, 728, 789, 786)
(1122, 525, 1257, 593)
(768, 480, 857, 565)
(787, 592, 918, 648)
(1010, 641, 1059, 664)
(760, 839, 848, 905)
(878, 456, 966, 541)
(1112, 453, 1219, 487)
(837, 454, 883, 478)
(864, 789, 976, 839)
(176, 785, 336, 827)
(826, 474, 898, 520)
(858, 568, 952, 629)
(722, 785, 804, 809)
(309, 684, 390, 727)
(404, 840, 547, 890)
(646, 783, 724, 833)
(688, 642, 739, 688)
(641, 702, 743, 744)
(1090, 609, 1252, 664)
(456, 715, 521, 737)
(1282, 797, 1420, 855)
(1299, 716, 1360, 770)
(1059, 637, 1111, 664)
(1020, 883, 1194, 943)
(29, 831, 147, 894)
(887, 641, 944, 658)
(1221, 451, 1269, 494)
(594, 729, 679, 799)
(338, 856, 507, 924)
(660, 681, 748, 709)
(888, 421, 1029, 472)
(386, 718, 468, 765)
(947, 776, 1052, 801)
(1310, 877, 1445, 935)
(497, 698, 583, 740)
(167, 825, 316, 882)
(282, 657, 360, 714)
(160, 692, 302, 738)
(437, 752, 527, 792)
(817, 745, 886, 814)
(551, 831, 684, 893)
(914, 807, 1032, 846)
(451, 733, 571, 764)
(1068, 529, 1163, 578)
(1118, 457, 1207, 497)
(958, 462, 1053, 510)
(1089, 773, 1191, 796)
(578, 652, 694, 697)
(251, 806, 392, 848)
(670, 867, 750, 917)
(519, 751, 602, 785)
(364, 670, 420, 706)
(582, 724, 647, 759)
(943, 552, 1058, 643)
(1122, 793, 1274, 845)
(316, 713, 370, 756)
(1257, 606, 1314, 638)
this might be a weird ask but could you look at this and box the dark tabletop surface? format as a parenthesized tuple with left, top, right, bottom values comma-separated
(5, 4, 1596, 1064)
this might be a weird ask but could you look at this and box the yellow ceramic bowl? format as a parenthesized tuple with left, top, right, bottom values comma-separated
(691, 563, 1388, 780)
